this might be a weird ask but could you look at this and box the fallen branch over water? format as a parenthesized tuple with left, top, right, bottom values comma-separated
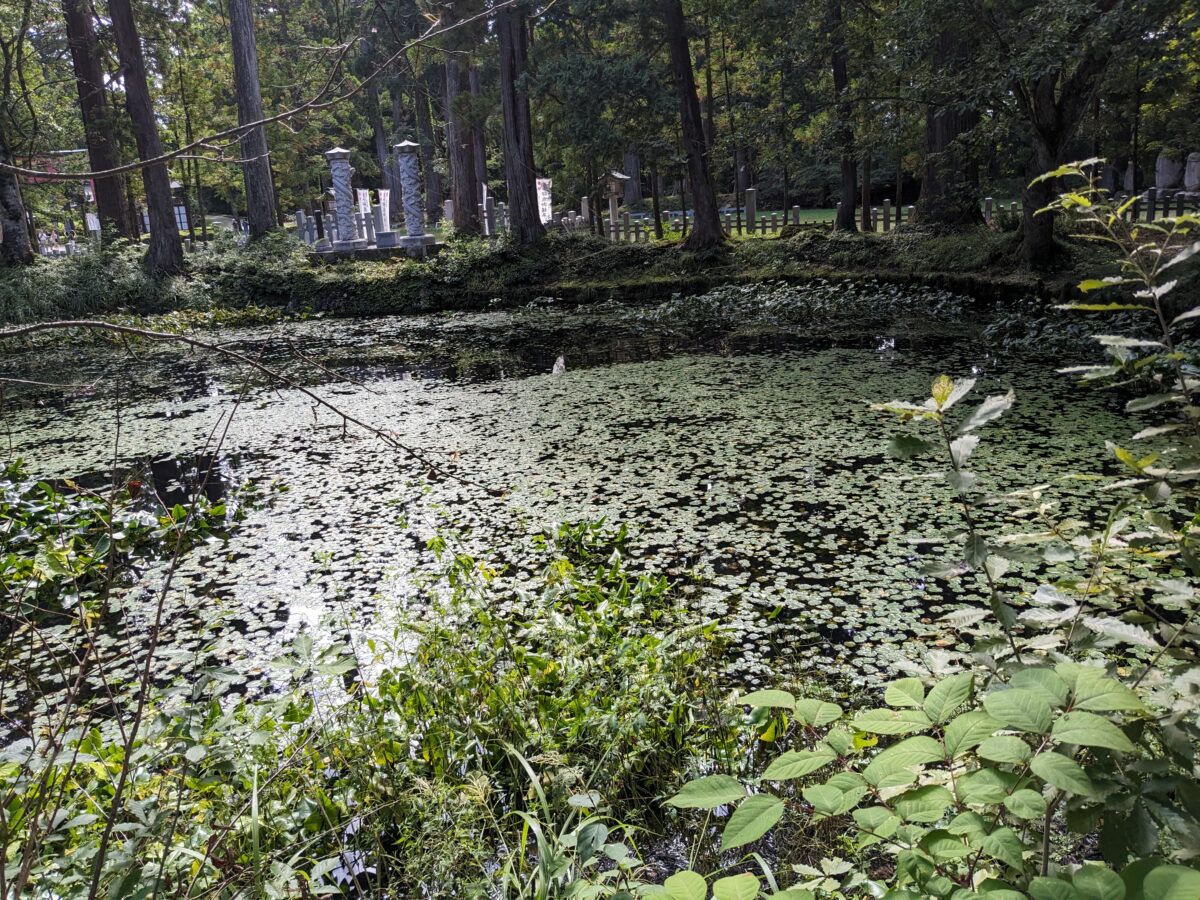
(0, 319, 499, 493)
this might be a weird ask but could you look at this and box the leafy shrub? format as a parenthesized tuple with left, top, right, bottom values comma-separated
(0, 519, 735, 897)
(649, 167, 1200, 899)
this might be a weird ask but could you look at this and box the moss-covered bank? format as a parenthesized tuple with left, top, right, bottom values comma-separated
(0, 224, 1169, 325)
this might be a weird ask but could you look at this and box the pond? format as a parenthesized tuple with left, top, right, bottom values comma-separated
(0, 281, 1128, 720)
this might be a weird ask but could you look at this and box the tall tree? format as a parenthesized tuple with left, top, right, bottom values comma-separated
(0, 126, 34, 266)
(228, 0, 277, 237)
(916, 25, 981, 226)
(497, 3, 544, 245)
(416, 63, 443, 224)
(62, 0, 132, 237)
(443, 6, 480, 234)
(108, 0, 183, 274)
(829, 0, 856, 232)
(661, 0, 724, 251)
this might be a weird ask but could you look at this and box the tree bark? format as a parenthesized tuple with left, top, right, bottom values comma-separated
(650, 155, 664, 238)
(469, 65, 487, 201)
(916, 30, 982, 227)
(0, 128, 35, 266)
(622, 148, 643, 204)
(62, 0, 132, 237)
(228, 0, 277, 237)
(497, 5, 544, 245)
(445, 41, 480, 233)
(830, 0, 857, 232)
(109, 0, 183, 273)
(661, 0, 724, 251)
(861, 155, 872, 231)
(415, 68, 443, 225)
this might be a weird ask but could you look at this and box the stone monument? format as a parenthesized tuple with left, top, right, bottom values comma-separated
(1186, 153, 1200, 193)
(325, 147, 366, 250)
(394, 140, 430, 249)
(1156, 152, 1184, 190)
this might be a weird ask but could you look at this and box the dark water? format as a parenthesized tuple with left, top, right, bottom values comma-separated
(0, 286, 1130, 722)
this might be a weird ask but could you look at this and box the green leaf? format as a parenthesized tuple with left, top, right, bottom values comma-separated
(983, 689, 1054, 733)
(924, 672, 974, 723)
(889, 435, 935, 459)
(957, 767, 1017, 806)
(184, 745, 207, 763)
(1030, 876, 1082, 900)
(1010, 668, 1070, 708)
(663, 871, 708, 900)
(739, 689, 796, 709)
(667, 776, 745, 809)
(1141, 865, 1200, 900)
(1029, 752, 1095, 796)
(885, 678, 926, 709)
(983, 826, 1027, 870)
(863, 735, 943, 788)
(1004, 789, 1047, 820)
(1072, 864, 1125, 900)
(712, 874, 759, 900)
(793, 699, 843, 727)
(853, 805, 900, 840)
(944, 710, 1003, 757)
(920, 829, 971, 862)
(893, 785, 954, 823)
(851, 708, 932, 735)
(960, 391, 1015, 433)
(802, 784, 844, 816)
(1052, 711, 1134, 752)
(950, 435, 979, 468)
(1162, 240, 1200, 271)
(978, 735, 1032, 764)
(1064, 666, 1145, 712)
(1079, 278, 1125, 292)
(722, 794, 785, 851)
(762, 749, 837, 781)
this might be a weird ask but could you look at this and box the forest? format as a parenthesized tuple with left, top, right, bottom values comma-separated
(3, 0, 1200, 898)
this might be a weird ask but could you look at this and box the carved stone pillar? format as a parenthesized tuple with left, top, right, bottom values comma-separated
(325, 147, 365, 250)
(394, 140, 429, 248)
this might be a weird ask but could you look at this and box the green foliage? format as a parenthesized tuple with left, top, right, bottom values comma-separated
(654, 176, 1200, 897)
(1, 518, 735, 896)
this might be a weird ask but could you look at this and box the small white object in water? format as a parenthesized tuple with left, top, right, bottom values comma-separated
(552, 355, 566, 375)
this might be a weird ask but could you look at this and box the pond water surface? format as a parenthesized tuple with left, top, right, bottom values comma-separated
(1, 285, 1128, 710)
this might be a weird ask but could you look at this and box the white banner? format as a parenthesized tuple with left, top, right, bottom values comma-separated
(536, 178, 553, 224)
(85, 212, 101, 233)
(378, 188, 390, 228)
(356, 189, 371, 218)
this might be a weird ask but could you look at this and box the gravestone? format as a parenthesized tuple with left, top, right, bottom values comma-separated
(1100, 165, 1120, 193)
(1124, 164, 1137, 193)
(443, 199, 454, 223)
(1186, 153, 1200, 192)
(1156, 152, 1184, 190)
(791, 206, 800, 226)
(745, 188, 757, 232)
(485, 196, 497, 236)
